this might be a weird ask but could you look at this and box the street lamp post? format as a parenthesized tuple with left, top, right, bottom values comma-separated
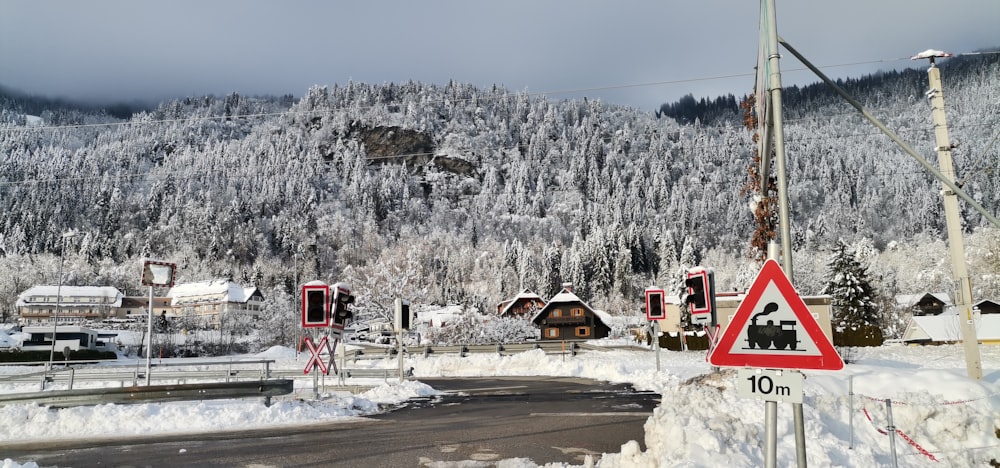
(47, 231, 77, 373)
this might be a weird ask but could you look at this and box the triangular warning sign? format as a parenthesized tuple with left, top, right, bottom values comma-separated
(709, 259, 843, 370)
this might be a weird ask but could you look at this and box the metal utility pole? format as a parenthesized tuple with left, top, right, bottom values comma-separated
(917, 50, 983, 380)
(761, 0, 794, 277)
(759, 2, 805, 467)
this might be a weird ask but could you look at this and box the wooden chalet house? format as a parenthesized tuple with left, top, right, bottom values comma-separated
(974, 299, 1000, 315)
(530, 285, 610, 341)
(497, 290, 546, 318)
(896, 292, 951, 316)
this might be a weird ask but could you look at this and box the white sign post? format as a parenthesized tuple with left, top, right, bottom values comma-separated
(140, 259, 176, 386)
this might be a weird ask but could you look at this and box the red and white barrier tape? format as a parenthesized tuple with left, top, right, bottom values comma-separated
(862, 406, 939, 462)
(861, 394, 993, 406)
(895, 428, 940, 463)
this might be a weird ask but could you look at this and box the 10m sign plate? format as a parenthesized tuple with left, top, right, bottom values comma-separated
(736, 368, 803, 404)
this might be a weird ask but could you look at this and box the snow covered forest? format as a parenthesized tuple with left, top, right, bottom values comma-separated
(0, 53, 997, 339)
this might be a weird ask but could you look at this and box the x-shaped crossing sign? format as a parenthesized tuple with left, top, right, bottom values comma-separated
(303, 336, 336, 375)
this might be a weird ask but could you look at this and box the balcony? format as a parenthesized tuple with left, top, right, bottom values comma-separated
(544, 316, 587, 326)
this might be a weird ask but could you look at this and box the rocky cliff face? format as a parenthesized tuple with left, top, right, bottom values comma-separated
(355, 124, 478, 179)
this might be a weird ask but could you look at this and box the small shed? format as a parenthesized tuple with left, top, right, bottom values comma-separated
(530, 287, 610, 341)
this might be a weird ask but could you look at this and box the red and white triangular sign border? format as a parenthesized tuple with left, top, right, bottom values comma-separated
(709, 259, 844, 370)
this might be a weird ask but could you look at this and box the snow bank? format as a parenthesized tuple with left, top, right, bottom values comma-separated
(2, 343, 998, 467)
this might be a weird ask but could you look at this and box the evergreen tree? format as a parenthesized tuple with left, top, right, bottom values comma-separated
(823, 240, 883, 346)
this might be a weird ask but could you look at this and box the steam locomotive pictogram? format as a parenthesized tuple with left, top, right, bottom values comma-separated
(745, 302, 800, 350)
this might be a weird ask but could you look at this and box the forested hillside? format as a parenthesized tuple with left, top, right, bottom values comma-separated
(1, 54, 998, 333)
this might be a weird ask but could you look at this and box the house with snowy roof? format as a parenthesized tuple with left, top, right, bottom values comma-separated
(530, 284, 611, 341)
(902, 302, 1000, 345)
(496, 289, 546, 318)
(166, 279, 263, 324)
(895, 292, 951, 316)
(974, 299, 1000, 315)
(15, 285, 124, 325)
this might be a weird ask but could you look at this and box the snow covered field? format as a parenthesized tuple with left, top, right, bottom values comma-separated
(2, 341, 998, 467)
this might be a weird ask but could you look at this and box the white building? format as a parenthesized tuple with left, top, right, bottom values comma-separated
(166, 279, 264, 323)
(15, 286, 124, 325)
(19, 325, 117, 352)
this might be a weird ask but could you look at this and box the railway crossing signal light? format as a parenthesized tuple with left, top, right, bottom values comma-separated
(685, 267, 716, 326)
(644, 288, 666, 321)
(330, 282, 355, 329)
(301, 284, 329, 328)
(685, 275, 707, 309)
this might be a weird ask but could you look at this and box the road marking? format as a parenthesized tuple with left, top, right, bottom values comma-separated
(529, 412, 650, 417)
(451, 385, 529, 393)
(436, 443, 460, 453)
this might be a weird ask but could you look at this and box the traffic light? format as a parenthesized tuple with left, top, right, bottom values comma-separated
(644, 288, 666, 321)
(301, 284, 329, 328)
(330, 282, 354, 337)
(685, 267, 716, 326)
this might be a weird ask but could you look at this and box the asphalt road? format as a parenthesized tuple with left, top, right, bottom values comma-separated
(3, 376, 660, 467)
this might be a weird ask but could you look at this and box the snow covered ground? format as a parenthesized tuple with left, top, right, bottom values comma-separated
(1, 340, 998, 467)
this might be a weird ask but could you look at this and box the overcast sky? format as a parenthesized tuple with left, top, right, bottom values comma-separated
(2, 0, 997, 111)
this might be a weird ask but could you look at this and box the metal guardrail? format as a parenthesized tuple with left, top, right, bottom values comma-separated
(0, 379, 294, 408)
(0, 340, 647, 407)
(0, 359, 278, 389)
(349, 340, 605, 358)
(268, 367, 410, 380)
(414, 341, 583, 357)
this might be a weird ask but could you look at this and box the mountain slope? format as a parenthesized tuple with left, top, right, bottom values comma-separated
(0, 55, 997, 323)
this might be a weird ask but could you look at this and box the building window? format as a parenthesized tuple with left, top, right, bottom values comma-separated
(575, 327, 590, 338)
(571, 308, 584, 317)
(545, 328, 560, 338)
(551, 310, 562, 318)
